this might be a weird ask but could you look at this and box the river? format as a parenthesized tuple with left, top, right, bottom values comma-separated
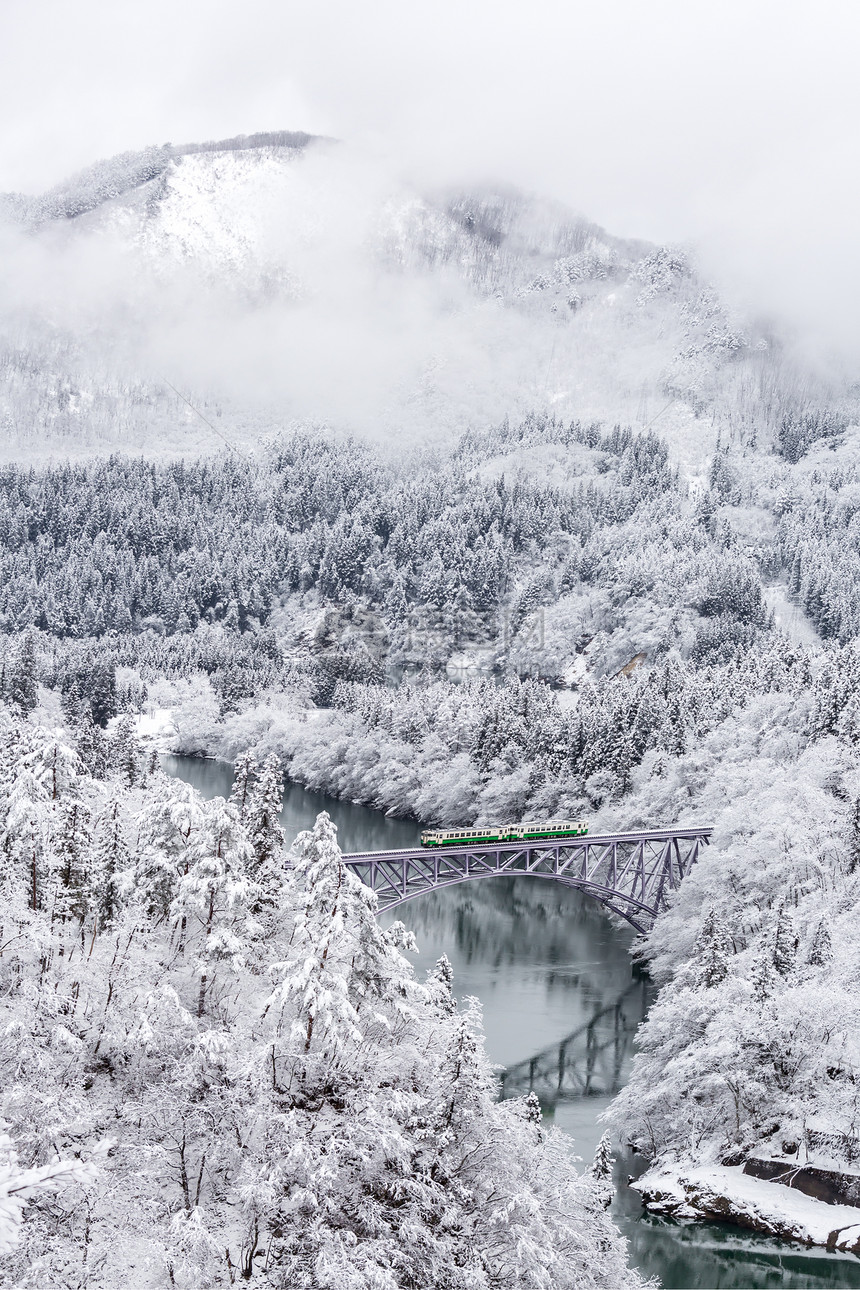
(161, 754, 860, 1290)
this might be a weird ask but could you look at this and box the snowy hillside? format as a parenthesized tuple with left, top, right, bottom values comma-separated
(2, 133, 849, 465)
(6, 131, 860, 1276)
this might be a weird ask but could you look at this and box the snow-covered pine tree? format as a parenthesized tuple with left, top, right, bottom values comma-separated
(247, 754, 284, 871)
(808, 919, 833, 967)
(523, 1089, 542, 1126)
(75, 711, 108, 780)
(22, 728, 82, 803)
(89, 797, 130, 926)
(695, 907, 731, 988)
(7, 634, 37, 715)
(245, 753, 286, 911)
(426, 953, 457, 1016)
(588, 1130, 615, 1208)
(772, 905, 797, 977)
(110, 716, 140, 787)
(229, 750, 258, 822)
(51, 800, 92, 926)
(751, 944, 775, 1002)
(263, 811, 366, 1091)
(169, 796, 254, 1018)
(135, 778, 209, 919)
(848, 796, 860, 873)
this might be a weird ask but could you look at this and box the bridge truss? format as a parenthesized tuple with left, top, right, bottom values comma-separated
(342, 826, 712, 932)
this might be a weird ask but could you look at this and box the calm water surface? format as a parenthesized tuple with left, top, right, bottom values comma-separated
(163, 755, 860, 1290)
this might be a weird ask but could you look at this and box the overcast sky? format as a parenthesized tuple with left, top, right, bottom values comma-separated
(4, 0, 860, 356)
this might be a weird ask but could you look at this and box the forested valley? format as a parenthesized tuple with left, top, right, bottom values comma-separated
(4, 133, 860, 1287)
(2, 407, 860, 1266)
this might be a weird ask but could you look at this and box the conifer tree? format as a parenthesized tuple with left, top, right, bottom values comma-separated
(751, 945, 775, 1002)
(849, 797, 860, 873)
(696, 908, 731, 988)
(110, 716, 140, 787)
(427, 954, 457, 1016)
(263, 812, 403, 1091)
(170, 797, 254, 1018)
(90, 798, 130, 926)
(52, 801, 92, 924)
(808, 919, 833, 967)
(77, 713, 108, 780)
(229, 750, 258, 822)
(135, 779, 208, 918)
(4, 775, 48, 912)
(22, 729, 82, 803)
(8, 633, 37, 715)
(772, 905, 797, 977)
(588, 1130, 615, 1208)
(246, 753, 284, 882)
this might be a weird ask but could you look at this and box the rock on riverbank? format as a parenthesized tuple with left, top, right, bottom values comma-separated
(634, 1163, 860, 1256)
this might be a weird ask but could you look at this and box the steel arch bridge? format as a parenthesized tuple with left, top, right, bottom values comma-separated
(342, 826, 712, 932)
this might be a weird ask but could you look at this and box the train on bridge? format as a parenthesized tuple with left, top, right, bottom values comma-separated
(346, 822, 712, 930)
(420, 820, 589, 847)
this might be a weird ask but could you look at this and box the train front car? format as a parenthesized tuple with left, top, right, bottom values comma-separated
(419, 826, 508, 847)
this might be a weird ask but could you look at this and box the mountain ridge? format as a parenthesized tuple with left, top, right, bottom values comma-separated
(0, 130, 323, 226)
(0, 132, 854, 468)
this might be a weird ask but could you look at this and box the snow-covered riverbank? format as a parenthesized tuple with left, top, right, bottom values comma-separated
(635, 1163, 860, 1257)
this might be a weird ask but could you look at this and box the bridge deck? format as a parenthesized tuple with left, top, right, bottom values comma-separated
(341, 826, 711, 863)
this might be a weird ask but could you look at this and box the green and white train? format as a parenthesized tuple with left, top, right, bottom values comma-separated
(419, 820, 589, 847)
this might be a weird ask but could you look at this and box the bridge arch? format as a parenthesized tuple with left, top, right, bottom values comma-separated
(362, 869, 662, 932)
(342, 826, 712, 934)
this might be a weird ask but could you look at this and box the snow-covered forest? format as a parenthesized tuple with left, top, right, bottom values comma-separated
(0, 702, 641, 1287)
(4, 403, 860, 1242)
(4, 132, 860, 1282)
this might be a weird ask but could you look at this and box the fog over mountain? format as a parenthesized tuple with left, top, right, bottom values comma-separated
(7, 0, 860, 373)
(2, 131, 854, 467)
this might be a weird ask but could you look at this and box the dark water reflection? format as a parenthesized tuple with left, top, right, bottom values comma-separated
(160, 754, 422, 853)
(163, 756, 860, 1289)
(377, 876, 646, 1082)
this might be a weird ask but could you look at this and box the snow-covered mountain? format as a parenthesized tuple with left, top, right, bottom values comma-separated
(3, 132, 847, 465)
(5, 134, 860, 1280)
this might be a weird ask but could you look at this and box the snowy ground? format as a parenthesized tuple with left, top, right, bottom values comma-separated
(562, 652, 590, 690)
(123, 708, 177, 744)
(764, 583, 820, 646)
(634, 1162, 860, 1255)
(137, 709, 177, 740)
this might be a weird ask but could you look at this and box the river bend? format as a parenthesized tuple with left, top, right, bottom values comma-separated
(161, 755, 860, 1290)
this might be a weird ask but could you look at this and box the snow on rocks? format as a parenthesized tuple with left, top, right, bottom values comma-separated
(634, 1162, 860, 1255)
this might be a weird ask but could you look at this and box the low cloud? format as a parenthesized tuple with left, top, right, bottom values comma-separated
(3, 0, 860, 423)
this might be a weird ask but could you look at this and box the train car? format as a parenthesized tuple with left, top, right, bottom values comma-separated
(419, 820, 589, 847)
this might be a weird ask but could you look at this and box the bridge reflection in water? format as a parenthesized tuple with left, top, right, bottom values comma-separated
(499, 977, 650, 1104)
